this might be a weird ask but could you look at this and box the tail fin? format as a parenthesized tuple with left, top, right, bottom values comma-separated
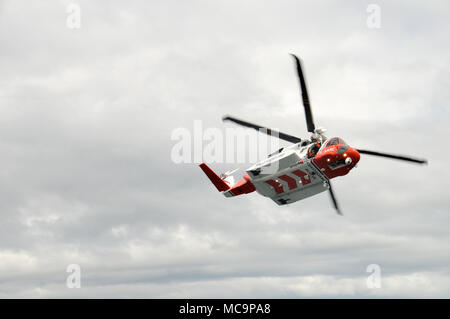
(199, 163, 230, 192)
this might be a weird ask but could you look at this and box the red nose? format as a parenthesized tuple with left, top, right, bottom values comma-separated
(347, 147, 360, 165)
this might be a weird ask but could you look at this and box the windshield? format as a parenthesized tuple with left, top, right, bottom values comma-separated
(326, 137, 347, 147)
(326, 138, 339, 147)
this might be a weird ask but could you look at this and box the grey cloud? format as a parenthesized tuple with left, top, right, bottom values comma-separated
(0, 0, 449, 298)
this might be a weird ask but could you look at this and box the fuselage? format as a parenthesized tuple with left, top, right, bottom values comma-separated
(224, 137, 360, 205)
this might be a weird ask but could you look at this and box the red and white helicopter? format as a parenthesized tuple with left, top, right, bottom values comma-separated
(199, 55, 427, 215)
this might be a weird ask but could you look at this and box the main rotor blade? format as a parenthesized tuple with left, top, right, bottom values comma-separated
(290, 54, 315, 133)
(356, 149, 428, 165)
(328, 181, 342, 216)
(222, 116, 302, 144)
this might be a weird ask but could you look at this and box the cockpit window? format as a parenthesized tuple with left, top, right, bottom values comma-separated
(326, 137, 347, 147)
(326, 138, 339, 147)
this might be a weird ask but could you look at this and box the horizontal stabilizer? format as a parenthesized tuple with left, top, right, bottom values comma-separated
(199, 163, 231, 192)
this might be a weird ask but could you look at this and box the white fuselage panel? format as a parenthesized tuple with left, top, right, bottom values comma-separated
(245, 144, 329, 205)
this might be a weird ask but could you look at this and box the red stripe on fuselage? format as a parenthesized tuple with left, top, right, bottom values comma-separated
(291, 169, 311, 186)
(278, 175, 298, 190)
(265, 179, 284, 194)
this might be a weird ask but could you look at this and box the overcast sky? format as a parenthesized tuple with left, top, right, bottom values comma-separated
(0, 0, 449, 298)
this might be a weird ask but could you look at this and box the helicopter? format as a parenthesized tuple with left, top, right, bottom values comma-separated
(199, 54, 427, 215)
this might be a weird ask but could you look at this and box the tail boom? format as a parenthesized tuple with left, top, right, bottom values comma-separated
(199, 163, 256, 197)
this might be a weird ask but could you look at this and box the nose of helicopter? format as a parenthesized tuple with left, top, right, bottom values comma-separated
(336, 144, 360, 165)
(345, 147, 360, 165)
(313, 142, 361, 179)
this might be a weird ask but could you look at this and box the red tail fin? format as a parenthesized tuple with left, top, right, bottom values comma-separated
(199, 163, 230, 192)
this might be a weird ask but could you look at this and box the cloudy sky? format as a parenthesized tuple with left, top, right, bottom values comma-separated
(0, 0, 449, 298)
